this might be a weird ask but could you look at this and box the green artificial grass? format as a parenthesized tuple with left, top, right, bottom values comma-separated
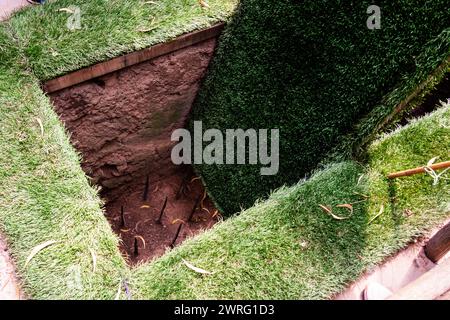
(190, 0, 450, 214)
(0, 27, 127, 299)
(131, 105, 450, 299)
(7, 0, 238, 81)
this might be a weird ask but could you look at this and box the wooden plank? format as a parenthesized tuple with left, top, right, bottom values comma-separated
(43, 23, 225, 93)
(425, 221, 450, 263)
(387, 160, 450, 179)
(387, 257, 450, 300)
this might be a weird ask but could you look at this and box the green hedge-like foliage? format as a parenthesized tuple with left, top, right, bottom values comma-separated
(191, 0, 450, 214)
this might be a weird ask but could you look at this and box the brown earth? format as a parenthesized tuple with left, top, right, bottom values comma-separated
(50, 38, 219, 264)
(106, 166, 218, 264)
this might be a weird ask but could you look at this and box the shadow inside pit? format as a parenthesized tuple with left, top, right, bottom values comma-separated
(399, 72, 450, 126)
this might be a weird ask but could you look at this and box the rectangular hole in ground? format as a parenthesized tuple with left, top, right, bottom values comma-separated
(49, 38, 220, 265)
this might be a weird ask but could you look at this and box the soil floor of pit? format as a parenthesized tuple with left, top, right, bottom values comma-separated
(105, 166, 219, 264)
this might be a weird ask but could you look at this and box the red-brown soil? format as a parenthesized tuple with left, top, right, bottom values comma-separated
(106, 165, 218, 264)
(50, 38, 219, 264)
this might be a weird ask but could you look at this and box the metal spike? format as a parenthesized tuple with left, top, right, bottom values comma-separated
(143, 175, 150, 201)
(170, 224, 183, 249)
(157, 196, 168, 224)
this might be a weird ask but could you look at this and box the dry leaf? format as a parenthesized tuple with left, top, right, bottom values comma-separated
(171, 219, 185, 225)
(211, 210, 219, 218)
(403, 209, 413, 217)
(357, 174, 365, 185)
(319, 204, 352, 220)
(299, 240, 309, 250)
(49, 48, 59, 57)
(35, 117, 44, 136)
(89, 248, 97, 273)
(369, 205, 385, 224)
(135, 235, 146, 249)
(190, 176, 201, 183)
(336, 203, 353, 211)
(427, 157, 439, 167)
(58, 8, 75, 14)
(200, 190, 207, 209)
(25, 240, 58, 267)
(182, 259, 213, 275)
(336, 203, 354, 215)
(319, 204, 332, 214)
(137, 26, 158, 33)
(140, 205, 150, 209)
(353, 192, 369, 199)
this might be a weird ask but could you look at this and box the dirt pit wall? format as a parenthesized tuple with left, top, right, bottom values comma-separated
(49, 38, 219, 263)
(51, 39, 216, 194)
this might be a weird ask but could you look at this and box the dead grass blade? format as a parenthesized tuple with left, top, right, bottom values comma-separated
(211, 210, 219, 218)
(24, 240, 58, 268)
(190, 176, 201, 183)
(89, 248, 97, 273)
(319, 204, 353, 220)
(182, 259, 213, 275)
(336, 203, 353, 215)
(369, 205, 385, 224)
(35, 118, 44, 136)
(427, 157, 439, 167)
(200, 190, 207, 209)
(137, 26, 158, 33)
(357, 174, 365, 185)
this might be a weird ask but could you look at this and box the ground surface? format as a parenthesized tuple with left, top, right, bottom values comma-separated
(0, 1, 448, 300)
